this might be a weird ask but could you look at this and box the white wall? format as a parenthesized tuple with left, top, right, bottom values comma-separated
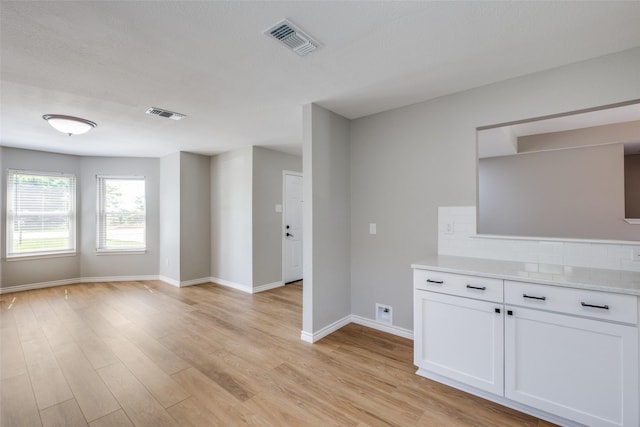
(303, 104, 351, 337)
(349, 47, 640, 331)
(210, 147, 253, 288)
(252, 146, 302, 287)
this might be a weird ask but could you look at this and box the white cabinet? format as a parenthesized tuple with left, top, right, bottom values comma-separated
(413, 267, 639, 427)
(504, 281, 639, 427)
(414, 289, 504, 395)
(505, 305, 638, 427)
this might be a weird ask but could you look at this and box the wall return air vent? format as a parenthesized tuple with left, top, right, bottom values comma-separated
(264, 19, 321, 56)
(145, 107, 186, 120)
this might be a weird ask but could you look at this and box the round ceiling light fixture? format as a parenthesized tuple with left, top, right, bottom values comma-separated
(42, 114, 97, 136)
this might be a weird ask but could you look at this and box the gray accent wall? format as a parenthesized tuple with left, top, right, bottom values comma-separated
(80, 156, 160, 278)
(252, 146, 302, 287)
(159, 152, 181, 282)
(1, 148, 81, 288)
(0, 148, 160, 288)
(210, 147, 253, 287)
(180, 152, 211, 282)
(518, 120, 640, 153)
(479, 144, 630, 241)
(349, 47, 640, 330)
(303, 104, 351, 335)
(626, 154, 640, 219)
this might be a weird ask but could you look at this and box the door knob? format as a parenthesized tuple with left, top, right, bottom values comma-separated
(286, 233, 293, 237)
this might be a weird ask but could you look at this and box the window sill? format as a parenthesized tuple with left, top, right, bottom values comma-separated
(96, 250, 147, 255)
(6, 251, 77, 262)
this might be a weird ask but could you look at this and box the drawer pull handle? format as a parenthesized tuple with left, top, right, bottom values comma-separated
(581, 302, 610, 310)
(426, 279, 444, 284)
(466, 284, 486, 291)
(523, 294, 546, 301)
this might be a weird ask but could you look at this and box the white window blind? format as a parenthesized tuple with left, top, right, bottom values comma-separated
(97, 176, 146, 252)
(6, 170, 76, 258)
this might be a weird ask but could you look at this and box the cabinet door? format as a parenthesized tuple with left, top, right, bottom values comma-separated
(505, 306, 639, 427)
(414, 290, 504, 395)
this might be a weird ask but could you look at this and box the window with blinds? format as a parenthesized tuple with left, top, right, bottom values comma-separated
(96, 176, 146, 252)
(6, 170, 77, 258)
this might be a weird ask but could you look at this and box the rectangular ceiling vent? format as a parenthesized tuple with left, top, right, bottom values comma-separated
(145, 107, 186, 120)
(264, 19, 320, 56)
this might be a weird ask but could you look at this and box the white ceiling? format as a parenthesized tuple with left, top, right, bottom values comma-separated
(2, 1, 640, 158)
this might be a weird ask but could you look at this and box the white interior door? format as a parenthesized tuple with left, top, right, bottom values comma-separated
(284, 172, 303, 283)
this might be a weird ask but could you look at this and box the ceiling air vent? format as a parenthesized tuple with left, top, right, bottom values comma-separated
(145, 107, 186, 120)
(264, 19, 320, 56)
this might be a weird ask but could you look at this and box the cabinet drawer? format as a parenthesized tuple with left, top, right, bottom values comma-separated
(505, 281, 638, 325)
(414, 269, 503, 303)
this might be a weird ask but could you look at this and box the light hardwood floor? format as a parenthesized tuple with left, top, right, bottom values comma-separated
(1, 280, 557, 426)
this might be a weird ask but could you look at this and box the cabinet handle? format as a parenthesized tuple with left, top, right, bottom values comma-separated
(466, 284, 486, 291)
(581, 302, 610, 310)
(495, 308, 501, 314)
(523, 294, 546, 301)
(507, 310, 513, 316)
(426, 279, 444, 284)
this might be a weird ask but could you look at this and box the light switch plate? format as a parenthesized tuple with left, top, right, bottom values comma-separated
(275, 204, 282, 213)
(445, 222, 454, 234)
(369, 223, 377, 235)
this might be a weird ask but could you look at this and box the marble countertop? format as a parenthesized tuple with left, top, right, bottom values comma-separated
(412, 254, 640, 296)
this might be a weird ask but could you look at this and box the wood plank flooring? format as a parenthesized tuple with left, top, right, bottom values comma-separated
(0, 280, 557, 426)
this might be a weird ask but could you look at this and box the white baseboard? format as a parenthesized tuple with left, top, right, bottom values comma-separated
(0, 275, 161, 294)
(209, 277, 284, 294)
(253, 281, 284, 293)
(300, 330, 315, 343)
(179, 277, 211, 287)
(209, 276, 253, 293)
(350, 315, 414, 340)
(83, 275, 159, 283)
(0, 278, 81, 294)
(1, 275, 283, 295)
(300, 315, 352, 343)
(155, 276, 212, 288)
(158, 275, 181, 287)
(300, 314, 414, 344)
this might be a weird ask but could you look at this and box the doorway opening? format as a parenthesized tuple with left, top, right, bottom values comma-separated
(283, 171, 303, 284)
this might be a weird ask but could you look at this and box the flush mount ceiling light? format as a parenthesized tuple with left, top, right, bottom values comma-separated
(42, 114, 97, 136)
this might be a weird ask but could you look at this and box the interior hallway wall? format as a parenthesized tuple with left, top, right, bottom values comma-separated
(252, 146, 302, 287)
(302, 104, 351, 338)
(210, 147, 253, 288)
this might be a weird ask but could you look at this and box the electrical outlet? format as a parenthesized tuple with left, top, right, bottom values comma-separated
(375, 303, 392, 325)
(633, 248, 640, 262)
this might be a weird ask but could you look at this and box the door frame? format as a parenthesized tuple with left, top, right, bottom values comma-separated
(282, 170, 303, 284)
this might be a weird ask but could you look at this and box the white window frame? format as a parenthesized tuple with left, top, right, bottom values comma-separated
(96, 175, 146, 254)
(6, 169, 77, 259)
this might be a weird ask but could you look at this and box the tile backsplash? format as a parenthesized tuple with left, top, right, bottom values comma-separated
(438, 206, 640, 272)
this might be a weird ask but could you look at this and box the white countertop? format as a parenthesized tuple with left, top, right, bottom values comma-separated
(412, 254, 640, 296)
